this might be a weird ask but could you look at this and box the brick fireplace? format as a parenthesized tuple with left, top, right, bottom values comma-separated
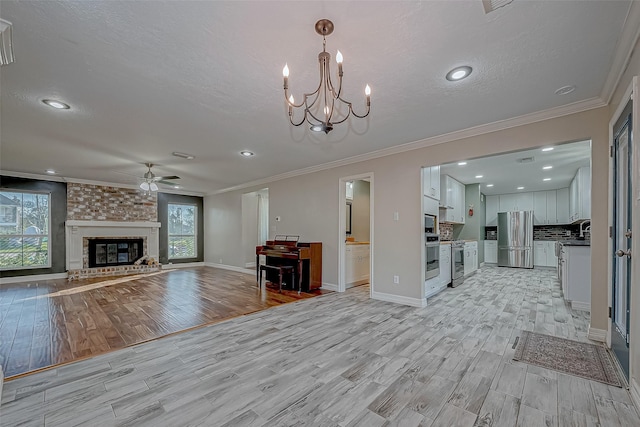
(65, 182, 161, 280)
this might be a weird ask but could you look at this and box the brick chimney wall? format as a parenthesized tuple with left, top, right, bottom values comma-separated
(67, 183, 157, 221)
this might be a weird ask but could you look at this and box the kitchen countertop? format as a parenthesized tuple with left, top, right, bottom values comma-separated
(559, 240, 591, 246)
(346, 241, 370, 245)
(440, 241, 452, 245)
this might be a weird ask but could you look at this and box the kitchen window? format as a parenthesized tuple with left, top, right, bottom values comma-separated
(168, 203, 197, 259)
(0, 190, 51, 269)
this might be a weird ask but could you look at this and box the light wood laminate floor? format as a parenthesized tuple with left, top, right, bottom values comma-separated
(1, 266, 638, 426)
(0, 267, 327, 378)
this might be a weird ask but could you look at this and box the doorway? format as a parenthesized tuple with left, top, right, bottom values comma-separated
(339, 174, 373, 295)
(611, 98, 633, 380)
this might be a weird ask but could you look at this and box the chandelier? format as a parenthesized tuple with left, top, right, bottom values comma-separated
(282, 19, 371, 134)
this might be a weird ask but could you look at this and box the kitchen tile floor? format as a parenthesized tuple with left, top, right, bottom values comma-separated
(1, 266, 638, 426)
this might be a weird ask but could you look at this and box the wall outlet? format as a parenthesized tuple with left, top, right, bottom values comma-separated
(394, 212, 399, 221)
(393, 275, 399, 284)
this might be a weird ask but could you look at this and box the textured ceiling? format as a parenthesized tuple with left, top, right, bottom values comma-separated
(0, 1, 633, 194)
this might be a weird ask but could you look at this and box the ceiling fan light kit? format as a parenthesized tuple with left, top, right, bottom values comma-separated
(282, 19, 370, 134)
(139, 163, 180, 193)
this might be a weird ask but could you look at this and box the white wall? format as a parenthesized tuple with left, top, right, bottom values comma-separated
(205, 107, 608, 304)
(241, 192, 259, 266)
(351, 180, 370, 242)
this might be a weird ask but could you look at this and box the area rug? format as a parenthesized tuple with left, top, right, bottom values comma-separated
(513, 331, 622, 387)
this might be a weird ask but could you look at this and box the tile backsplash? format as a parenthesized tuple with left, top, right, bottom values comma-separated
(439, 222, 454, 241)
(484, 224, 588, 241)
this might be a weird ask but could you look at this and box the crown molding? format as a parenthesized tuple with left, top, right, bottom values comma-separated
(601, 1, 640, 104)
(0, 170, 203, 197)
(208, 96, 606, 195)
(0, 170, 66, 182)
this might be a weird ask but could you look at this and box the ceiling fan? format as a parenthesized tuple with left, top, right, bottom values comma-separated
(138, 163, 180, 191)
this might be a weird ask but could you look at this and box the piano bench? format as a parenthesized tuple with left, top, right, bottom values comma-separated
(258, 265, 295, 292)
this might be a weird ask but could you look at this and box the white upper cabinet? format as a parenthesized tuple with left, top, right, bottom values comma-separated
(486, 195, 499, 226)
(533, 190, 558, 225)
(489, 188, 570, 226)
(499, 192, 533, 212)
(423, 165, 440, 200)
(440, 175, 465, 224)
(556, 188, 570, 224)
(569, 166, 590, 223)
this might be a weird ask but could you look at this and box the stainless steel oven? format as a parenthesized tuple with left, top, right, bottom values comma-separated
(451, 241, 465, 287)
(425, 233, 440, 280)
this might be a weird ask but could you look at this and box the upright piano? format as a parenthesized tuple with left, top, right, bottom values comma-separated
(256, 235, 322, 292)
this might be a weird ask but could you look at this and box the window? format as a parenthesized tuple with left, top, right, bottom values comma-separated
(0, 190, 51, 269)
(168, 203, 197, 259)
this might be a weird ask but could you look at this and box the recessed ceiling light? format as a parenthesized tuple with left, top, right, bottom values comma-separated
(542, 147, 554, 152)
(555, 85, 576, 95)
(486, 184, 494, 187)
(517, 186, 525, 190)
(457, 162, 467, 166)
(172, 152, 195, 160)
(46, 169, 56, 174)
(446, 66, 472, 81)
(543, 178, 551, 181)
(475, 175, 483, 179)
(543, 165, 553, 170)
(174, 185, 181, 189)
(240, 150, 254, 157)
(42, 99, 70, 109)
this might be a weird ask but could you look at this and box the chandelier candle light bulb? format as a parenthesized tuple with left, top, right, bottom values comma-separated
(282, 19, 370, 134)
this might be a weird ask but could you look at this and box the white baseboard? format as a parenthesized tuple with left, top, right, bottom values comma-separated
(162, 262, 205, 269)
(321, 283, 338, 292)
(0, 272, 68, 284)
(630, 378, 640, 415)
(245, 261, 257, 268)
(205, 262, 256, 275)
(572, 301, 591, 312)
(371, 290, 426, 308)
(587, 325, 607, 342)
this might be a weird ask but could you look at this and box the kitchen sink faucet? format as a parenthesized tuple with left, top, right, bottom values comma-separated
(579, 220, 591, 238)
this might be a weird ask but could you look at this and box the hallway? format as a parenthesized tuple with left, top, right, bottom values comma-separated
(1, 266, 638, 426)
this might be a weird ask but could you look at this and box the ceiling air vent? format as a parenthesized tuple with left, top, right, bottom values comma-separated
(482, 0, 515, 14)
(517, 156, 535, 164)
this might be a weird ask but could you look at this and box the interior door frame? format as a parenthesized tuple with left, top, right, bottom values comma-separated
(607, 77, 637, 377)
(338, 173, 374, 295)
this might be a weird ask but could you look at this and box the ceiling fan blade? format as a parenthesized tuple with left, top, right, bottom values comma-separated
(153, 175, 180, 181)
(158, 179, 179, 186)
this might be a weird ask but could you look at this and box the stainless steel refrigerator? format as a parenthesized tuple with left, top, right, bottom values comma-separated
(497, 211, 534, 268)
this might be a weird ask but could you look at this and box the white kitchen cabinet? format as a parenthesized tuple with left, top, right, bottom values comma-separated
(499, 192, 533, 212)
(439, 243, 451, 287)
(423, 165, 441, 200)
(533, 190, 558, 225)
(560, 244, 591, 310)
(440, 175, 466, 224)
(556, 188, 570, 224)
(426, 243, 451, 299)
(486, 195, 499, 226)
(464, 241, 478, 276)
(533, 241, 557, 267)
(345, 244, 370, 287)
(484, 241, 497, 264)
(533, 240, 558, 268)
(569, 166, 591, 223)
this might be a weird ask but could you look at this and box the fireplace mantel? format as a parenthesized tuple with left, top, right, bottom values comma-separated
(65, 220, 161, 270)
